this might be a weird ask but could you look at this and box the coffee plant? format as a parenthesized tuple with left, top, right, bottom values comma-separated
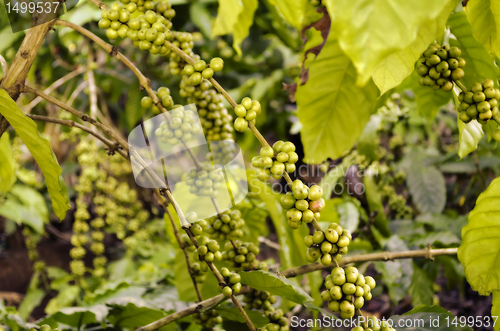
(1, 1, 500, 331)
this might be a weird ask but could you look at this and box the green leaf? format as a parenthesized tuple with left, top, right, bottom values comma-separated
(320, 165, 347, 199)
(448, 11, 500, 88)
(0, 198, 45, 233)
(212, 0, 258, 55)
(393, 306, 473, 331)
(408, 263, 434, 307)
(267, 0, 321, 30)
(45, 286, 80, 314)
(407, 163, 446, 214)
(0, 89, 70, 220)
(107, 303, 166, 329)
(411, 71, 452, 120)
(125, 84, 143, 130)
(336, 201, 359, 233)
(372, 0, 457, 94)
(493, 291, 500, 331)
(0, 132, 16, 194)
(464, 0, 500, 58)
(458, 118, 483, 158)
(18, 288, 45, 320)
(10, 185, 49, 223)
(296, 33, 379, 164)
(190, 2, 213, 37)
(215, 306, 268, 328)
(364, 174, 390, 237)
(239, 270, 313, 304)
(42, 306, 109, 329)
(458, 177, 500, 296)
(325, 0, 451, 85)
(357, 115, 381, 160)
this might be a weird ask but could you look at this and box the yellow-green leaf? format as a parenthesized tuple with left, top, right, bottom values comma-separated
(411, 71, 452, 121)
(267, 0, 321, 30)
(458, 118, 484, 159)
(0, 89, 70, 220)
(212, 0, 258, 55)
(493, 290, 500, 331)
(324, 0, 450, 86)
(296, 33, 379, 164)
(372, 0, 457, 94)
(464, 0, 500, 58)
(0, 132, 16, 194)
(458, 177, 500, 296)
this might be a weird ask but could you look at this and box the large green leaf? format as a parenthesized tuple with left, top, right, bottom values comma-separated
(407, 163, 446, 214)
(392, 305, 473, 331)
(411, 71, 452, 121)
(408, 263, 434, 307)
(493, 291, 500, 331)
(372, 0, 457, 95)
(448, 11, 500, 88)
(320, 165, 347, 199)
(357, 115, 381, 161)
(41, 306, 109, 329)
(0, 89, 70, 220)
(0, 132, 16, 194)
(458, 118, 483, 158)
(212, 0, 258, 55)
(125, 84, 143, 131)
(364, 174, 390, 236)
(267, 0, 321, 30)
(296, 33, 379, 164)
(45, 286, 80, 314)
(107, 303, 167, 329)
(0, 198, 45, 233)
(10, 185, 49, 223)
(18, 274, 45, 320)
(458, 177, 500, 296)
(215, 306, 268, 328)
(324, 0, 450, 85)
(464, 0, 500, 58)
(239, 270, 313, 304)
(335, 201, 359, 233)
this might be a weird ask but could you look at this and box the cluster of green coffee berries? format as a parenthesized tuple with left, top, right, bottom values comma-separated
(205, 209, 245, 240)
(220, 267, 242, 297)
(305, 223, 351, 265)
(322, 267, 376, 318)
(30, 325, 61, 331)
(234, 97, 261, 132)
(244, 289, 277, 311)
(154, 107, 202, 145)
(222, 241, 265, 270)
(259, 309, 289, 331)
(183, 165, 224, 197)
(193, 310, 223, 329)
(457, 79, 500, 124)
(180, 80, 234, 142)
(99, 2, 175, 55)
(22, 227, 46, 273)
(280, 180, 325, 229)
(141, 86, 173, 114)
(183, 58, 224, 86)
(417, 44, 465, 91)
(351, 319, 397, 331)
(252, 141, 299, 181)
(192, 236, 223, 263)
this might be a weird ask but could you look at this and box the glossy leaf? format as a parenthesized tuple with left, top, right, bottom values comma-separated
(357, 115, 381, 160)
(448, 11, 500, 88)
(336, 201, 359, 233)
(267, 0, 321, 30)
(45, 286, 80, 314)
(0, 89, 70, 220)
(408, 263, 434, 307)
(324, 0, 450, 85)
(107, 303, 166, 329)
(393, 305, 473, 331)
(296, 33, 379, 164)
(458, 177, 500, 295)
(320, 165, 347, 199)
(212, 0, 258, 55)
(458, 118, 484, 158)
(0, 132, 16, 194)
(125, 83, 143, 130)
(216, 306, 268, 328)
(239, 270, 313, 304)
(464, 0, 500, 58)
(372, 0, 456, 94)
(407, 163, 446, 214)
(364, 174, 390, 237)
(411, 71, 452, 121)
